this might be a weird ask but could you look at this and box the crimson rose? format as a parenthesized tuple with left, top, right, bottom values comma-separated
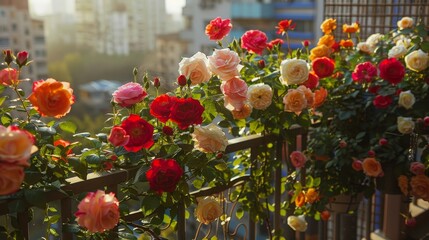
(146, 158, 183, 194)
(121, 114, 154, 152)
(312, 57, 335, 79)
(379, 58, 405, 85)
(373, 95, 393, 109)
(170, 98, 204, 130)
(149, 94, 177, 123)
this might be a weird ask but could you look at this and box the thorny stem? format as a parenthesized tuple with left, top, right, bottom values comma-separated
(128, 222, 161, 240)
(12, 70, 31, 122)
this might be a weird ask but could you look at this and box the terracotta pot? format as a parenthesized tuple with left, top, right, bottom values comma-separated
(325, 193, 363, 213)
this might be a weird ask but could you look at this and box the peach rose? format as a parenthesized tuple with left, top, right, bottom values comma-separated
(312, 87, 328, 108)
(305, 188, 319, 204)
(287, 215, 308, 232)
(0, 162, 25, 195)
(290, 150, 307, 168)
(0, 126, 35, 167)
(410, 162, 426, 175)
(320, 18, 337, 34)
(309, 45, 332, 61)
(388, 45, 407, 59)
(208, 48, 242, 81)
(398, 90, 415, 109)
(0, 67, 18, 86)
(405, 49, 429, 72)
(179, 52, 211, 85)
(112, 82, 147, 108)
(192, 123, 228, 153)
(283, 88, 307, 115)
(231, 104, 252, 119)
(280, 59, 309, 85)
(397, 17, 414, 30)
(397, 117, 415, 134)
(195, 196, 223, 225)
(317, 35, 335, 48)
(410, 175, 429, 201)
(362, 157, 383, 177)
(75, 190, 120, 233)
(28, 78, 75, 118)
(221, 77, 248, 111)
(247, 83, 273, 110)
(397, 175, 409, 196)
(297, 85, 314, 107)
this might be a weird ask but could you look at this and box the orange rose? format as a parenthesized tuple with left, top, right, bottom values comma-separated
(320, 18, 337, 34)
(410, 175, 429, 201)
(305, 188, 319, 204)
(362, 157, 383, 177)
(28, 78, 75, 118)
(342, 23, 360, 33)
(283, 88, 307, 115)
(340, 39, 354, 48)
(231, 104, 252, 119)
(312, 87, 328, 108)
(397, 175, 409, 196)
(297, 85, 314, 108)
(309, 45, 332, 61)
(317, 35, 335, 48)
(0, 162, 25, 195)
(295, 192, 305, 207)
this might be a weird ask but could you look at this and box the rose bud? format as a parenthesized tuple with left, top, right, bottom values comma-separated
(3, 49, 14, 65)
(321, 210, 330, 221)
(379, 138, 388, 146)
(162, 126, 174, 136)
(258, 59, 265, 69)
(405, 217, 417, 227)
(424, 116, 429, 127)
(302, 40, 310, 47)
(368, 150, 375, 157)
(16, 51, 29, 67)
(153, 77, 160, 88)
(177, 74, 187, 87)
(216, 152, 223, 159)
(339, 140, 347, 148)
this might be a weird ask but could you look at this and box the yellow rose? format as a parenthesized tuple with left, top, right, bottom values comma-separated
(195, 196, 223, 225)
(192, 123, 228, 153)
(398, 90, 415, 109)
(179, 52, 211, 85)
(320, 18, 337, 34)
(388, 45, 407, 59)
(287, 215, 308, 232)
(410, 175, 429, 201)
(397, 117, 415, 134)
(397, 17, 414, 30)
(247, 83, 273, 110)
(356, 42, 373, 54)
(405, 49, 429, 72)
(309, 45, 332, 61)
(279, 59, 309, 85)
(305, 188, 319, 204)
(0, 126, 35, 167)
(317, 35, 335, 48)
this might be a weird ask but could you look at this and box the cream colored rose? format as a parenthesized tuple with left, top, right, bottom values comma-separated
(388, 45, 407, 59)
(195, 196, 223, 225)
(280, 59, 309, 85)
(208, 48, 242, 81)
(192, 123, 228, 153)
(405, 50, 429, 72)
(287, 215, 308, 232)
(397, 117, 415, 134)
(366, 33, 383, 49)
(247, 83, 273, 110)
(395, 37, 412, 48)
(398, 90, 415, 109)
(356, 42, 373, 54)
(397, 17, 414, 30)
(179, 52, 211, 86)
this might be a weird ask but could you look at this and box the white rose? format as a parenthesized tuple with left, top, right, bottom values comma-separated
(405, 49, 429, 72)
(287, 215, 308, 232)
(397, 117, 415, 134)
(398, 90, 415, 109)
(279, 59, 309, 85)
(366, 33, 384, 49)
(388, 45, 407, 59)
(179, 52, 211, 86)
(395, 37, 412, 48)
(192, 123, 228, 153)
(195, 196, 223, 225)
(356, 42, 373, 54)
(397, 17, 414, 30)
(208, 48, 242, 81)
(247, 83, 273, 110)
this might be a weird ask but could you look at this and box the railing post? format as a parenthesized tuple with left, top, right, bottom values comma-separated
(17, 210, 29, 240)
(61, 197, 74, 240)
(177, 201, 186, 240)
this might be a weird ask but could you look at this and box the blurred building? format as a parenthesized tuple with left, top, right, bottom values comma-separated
(79, 79, 122, 112)
(0, 0, 48, 81)
(75, 0, 167, 55)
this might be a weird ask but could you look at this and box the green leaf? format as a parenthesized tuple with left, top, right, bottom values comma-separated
(68, 157, 87, 179)
(141, 196, 161, 216)
(236, 207, 244, 220)
(215, 162, 227, 171)
(59, 121, 77, 134)
(134, 164, 149, 183)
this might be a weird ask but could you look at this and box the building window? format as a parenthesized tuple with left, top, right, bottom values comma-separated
(34, 36, 45, 44)
(12, 23, 17, 31)
(0, 37, 9, 46)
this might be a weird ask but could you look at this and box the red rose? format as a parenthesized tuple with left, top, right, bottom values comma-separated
(303, 71, 320, 89)
(150, 94, 177, 123)
(267, 38, 284, 50)
(379, 58, 405, 85)
(241, 30, 268, 55)
(170, 98, 204, 130)
(121, 114, 154, 152)
(276, 19, 296, 35)
(146, 158, 183, 194)
(373, 95, 392, 109)
(205, 17, 232, 41)
(312, 57, 335, 79)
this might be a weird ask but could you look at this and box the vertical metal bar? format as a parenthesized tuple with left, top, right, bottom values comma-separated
(365, 196, 373, 240)
(340, 213, 358, 239)
(248, 147, 258, 240)
(274, 135, 282, 236)
(61, 197, 73, 240)
(17, 210, 29, 240)
(177, 201, 186, 240)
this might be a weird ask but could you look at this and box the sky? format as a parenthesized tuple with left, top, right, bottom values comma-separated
(29, 0, 186, 16)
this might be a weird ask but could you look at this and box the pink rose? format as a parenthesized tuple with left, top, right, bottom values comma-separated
(221, 77, 248, 110)
(112, 82, 147, 107)
(352, 159, 363, 171)
(290, 151, 307, 168)
(410, 162, 426, 175)
(0, 162, 25, 195)
(108, 126, 130, 147)
(241, 30, 268, 55)
(0, 126, 35, 167)
(75, 190, 120, 233)
(208, 48, 242, 81)
(0, 68, 18, 86)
